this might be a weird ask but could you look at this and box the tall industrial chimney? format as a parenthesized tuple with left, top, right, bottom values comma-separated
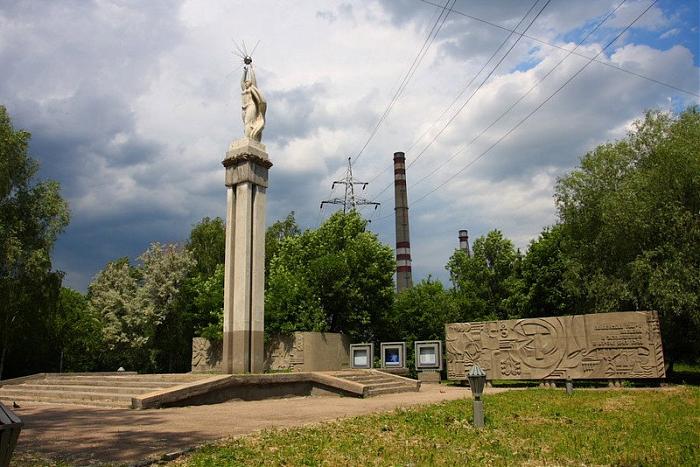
(459, 229, 470, 256)
(394, 151, 413, 292)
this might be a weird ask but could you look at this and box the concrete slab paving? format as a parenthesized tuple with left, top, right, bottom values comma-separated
(11, 384, 493, 465)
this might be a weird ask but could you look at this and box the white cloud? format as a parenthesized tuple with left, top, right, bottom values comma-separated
(0, 0, 697, 290)
(659, 28, 681, 39)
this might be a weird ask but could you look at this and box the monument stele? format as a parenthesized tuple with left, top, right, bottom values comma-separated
(221, 54, 271, 373)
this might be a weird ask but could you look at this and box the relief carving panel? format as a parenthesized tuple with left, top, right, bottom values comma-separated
(446, 311, 665, 380)
(264, 332, 305, 371)
(191, 337, 223, 373)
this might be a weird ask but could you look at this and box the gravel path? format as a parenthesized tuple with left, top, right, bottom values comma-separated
(11, 384, 492, 465)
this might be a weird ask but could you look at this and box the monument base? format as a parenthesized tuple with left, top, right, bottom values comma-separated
(192, 332, 352, 373)
(417, 370, 441, 384)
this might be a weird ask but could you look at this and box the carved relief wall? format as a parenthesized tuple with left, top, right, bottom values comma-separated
(192, 332, 350, 373)
(191, 337, 223, 373)
(446, 311, 665, 380)
(264, 333, 305, 372)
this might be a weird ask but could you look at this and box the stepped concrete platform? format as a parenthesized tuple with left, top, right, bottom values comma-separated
(1, 370, 420, 410)
(0, 373, 211, 409)
(326, 369, 420, 397)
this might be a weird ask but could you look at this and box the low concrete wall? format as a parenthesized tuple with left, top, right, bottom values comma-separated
(296, 332, 352, 372)
(192, 332, 351, 373)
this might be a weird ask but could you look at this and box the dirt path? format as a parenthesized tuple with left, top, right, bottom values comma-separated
(11, 384, 495, 465)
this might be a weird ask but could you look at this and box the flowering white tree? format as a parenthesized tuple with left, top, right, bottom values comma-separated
(88, 258, 147, 368)
(88, 243, 195, 371)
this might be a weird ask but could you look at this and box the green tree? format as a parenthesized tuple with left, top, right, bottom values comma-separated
(0, 106, 70, 379)
(186, 217, 225, 278)
(388, 277, 458, 344)
(181, 217, 226, 347)
(520, 225, 581, 318)
(555, 107, 700, 364)
(182, 213, 300, 344)
(265, 211, 301, 286)
(266, 211, 394, 342)
(53, 288, 102, 372)
(188, 263, 224, 341)
(446, 230, 525, 321)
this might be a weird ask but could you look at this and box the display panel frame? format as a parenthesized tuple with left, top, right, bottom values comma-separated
(414, 340, 443, 370)
(350, 343, 374, 369)
(380, 342, 406, 369)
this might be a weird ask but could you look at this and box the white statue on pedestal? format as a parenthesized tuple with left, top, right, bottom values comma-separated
(241, 58, 266, 142)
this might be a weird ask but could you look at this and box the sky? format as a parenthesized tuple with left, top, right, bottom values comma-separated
(1, 0, 698, 292)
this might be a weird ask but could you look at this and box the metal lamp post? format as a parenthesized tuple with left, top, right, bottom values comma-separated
(467, 364, 486, 428)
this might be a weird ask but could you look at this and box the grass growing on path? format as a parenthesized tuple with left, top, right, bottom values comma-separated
(175, 387, 699, 466)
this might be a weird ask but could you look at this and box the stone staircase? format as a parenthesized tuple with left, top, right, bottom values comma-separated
(0, 373, 209, 409)
(327, 370, 420, 397)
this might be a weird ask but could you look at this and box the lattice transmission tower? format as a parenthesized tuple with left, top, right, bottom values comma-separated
(320, 157, 380, 213)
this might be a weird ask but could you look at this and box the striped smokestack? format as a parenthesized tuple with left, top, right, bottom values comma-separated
(459, 229, 471, 256)
(394, 151, 413, 292)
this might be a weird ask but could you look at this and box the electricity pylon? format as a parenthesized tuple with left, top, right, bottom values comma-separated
(320, 157, 380, 213)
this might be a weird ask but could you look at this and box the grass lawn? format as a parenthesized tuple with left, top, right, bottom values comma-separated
(174, 386, 699, 466)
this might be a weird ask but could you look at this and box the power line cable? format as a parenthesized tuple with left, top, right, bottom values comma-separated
(321, 1, 453, 223)
(371, 0, 660, 224)
(352, 0, 456, 164)
(364, 0, 542, 188)
(367, 0, 549, 201)
(402, 0, 661, 212)
(402, 0, 629, 194)
(405, 0, 551, 171)
(403, 1, 543, 157)
(417, 0, 698, 98)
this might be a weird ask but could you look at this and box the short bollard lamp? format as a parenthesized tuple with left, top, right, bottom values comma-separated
(468, 364, 486, 428)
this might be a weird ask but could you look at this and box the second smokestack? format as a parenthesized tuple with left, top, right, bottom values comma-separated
(459, 229, 470, 256)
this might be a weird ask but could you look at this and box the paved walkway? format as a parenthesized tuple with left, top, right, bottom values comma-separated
(12, 384, 487, 465)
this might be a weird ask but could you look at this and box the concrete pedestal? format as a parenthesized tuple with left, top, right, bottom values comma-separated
(417, 371, 441, 384)
(222, 137, 272, 374)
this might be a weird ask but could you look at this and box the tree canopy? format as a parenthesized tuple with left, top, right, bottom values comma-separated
(266, 211, 395, 342)
(555, 107, 700, 362)
(0, 105, 70, 379)
(446, 230, 525, 322)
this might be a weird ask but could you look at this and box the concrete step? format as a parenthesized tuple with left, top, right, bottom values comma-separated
(342, 373, 393, 380)
(36, 378, 183, 388)
(0, 387, 134, 402)
(0, 373, 214, 409)
(14, 384, 161, 395)
(0, 394, 129, 408)
(329, 371, 374, 378)
(364, 381, 412, 390)
(366, 384, 419, 397)
(343, 376, 396, 384)
(40, 374, 202, 384)
(327, 369, 419, 398)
